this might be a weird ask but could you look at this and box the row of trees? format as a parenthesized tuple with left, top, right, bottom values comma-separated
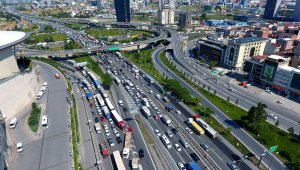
(163, 79, 201, 106)
(64, 41, 81, 50)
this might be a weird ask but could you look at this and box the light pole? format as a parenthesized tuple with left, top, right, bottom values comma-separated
(258, 150, 267, 166)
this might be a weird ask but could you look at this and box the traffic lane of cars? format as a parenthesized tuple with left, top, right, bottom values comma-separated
(124, 62, 246, 169)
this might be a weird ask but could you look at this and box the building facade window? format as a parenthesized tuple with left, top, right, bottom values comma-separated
(229, 47, 235, 61)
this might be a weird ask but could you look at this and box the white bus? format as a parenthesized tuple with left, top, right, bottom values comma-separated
(112, 151, 126, 170)
(160, 135, 171, 149)
(195, 117, 218, 138)
(41, 115, 48, 129)
(95, 94, 106, 107)
(105, 98, 115, 111)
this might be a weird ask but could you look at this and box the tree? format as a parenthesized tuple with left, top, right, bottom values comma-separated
(209, 61, 219, 68)
(200, 58, 206, 65)
(243, 103, 267, 132)
(287, 127, 295, 135)
(102, 73, 113, 90)
(204, 107, 214, 117)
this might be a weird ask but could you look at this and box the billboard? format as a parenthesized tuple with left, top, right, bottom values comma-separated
(261, 63, 277, 82)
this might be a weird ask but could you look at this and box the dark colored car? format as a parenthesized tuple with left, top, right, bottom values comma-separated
(116, 137, 122, 144)
(190, 153, 200, 162)
(123, 107, 128, 112)
(172, 128, 178, 134)
(231, 154, 241, 161)
(95, 117, 99, 123)
(139, 149, 144, 158)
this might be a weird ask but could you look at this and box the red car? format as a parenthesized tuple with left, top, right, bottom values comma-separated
(153, 114, 159, 120)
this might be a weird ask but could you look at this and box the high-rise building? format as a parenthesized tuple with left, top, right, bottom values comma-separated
(293, 0, 300, 22)
(114, 0, 131, 22)
(240, 0, 249, 7)
(158, 8, 174, 25)
(263, 0, 282, 19)
(178, 13, 191, 28)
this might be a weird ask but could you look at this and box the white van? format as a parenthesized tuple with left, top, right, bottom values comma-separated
(41, 115, 48, 129)
(43, 82, 48, 88)
(9, 118, 18, 129)
(41, 86, 46, 93)
(37, 91, 43, 100)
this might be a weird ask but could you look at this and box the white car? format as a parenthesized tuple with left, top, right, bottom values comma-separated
(17, 142, 23, 153)
(157, 112, 162, 117)
(155, 129, 161, 137)
(175, 110, 182, 114)
(185, 127, 193, 134)
(103, 124, 108, 130)
(268, 113, 278, 119)
(177, 162, 186, 170)
(76, 89, 79, 93)
(174, 143, 181, 151)
(105, 129, 110, 136)
(114, 131, 120, 137)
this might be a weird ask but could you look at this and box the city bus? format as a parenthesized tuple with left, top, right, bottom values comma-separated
(112, 151, 126, 170)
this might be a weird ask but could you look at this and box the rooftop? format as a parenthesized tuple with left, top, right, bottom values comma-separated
(230, 37, 267, 44)
(0, 31, 28, 50)
(268, 55, 289, 62)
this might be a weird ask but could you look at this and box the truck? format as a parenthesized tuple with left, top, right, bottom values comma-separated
(122, 132, 132, 158)
(165, 104, 173, 112)
(141, 97, 150, 107)
(100, 141, 109, 158)
(187, 118, 205, 135)
(94, 122, 101, 133)
(102, 106, 111, 119)
(141, 106, 151, 117)
(162, 115, 171, 126)
(131, 158, 139, 169)
(145, 75, 154, 84)
(188, 161, 202, 170)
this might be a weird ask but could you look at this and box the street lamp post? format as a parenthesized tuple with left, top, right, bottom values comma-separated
(258, 150, 267, 166)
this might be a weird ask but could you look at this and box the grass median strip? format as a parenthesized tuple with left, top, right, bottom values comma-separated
(135, 115, 154, 145)
(28, 102, 41, 133)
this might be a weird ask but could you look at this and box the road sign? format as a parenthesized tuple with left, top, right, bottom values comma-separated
(268, 145, 278, 153)
(107, 47, 120, 51)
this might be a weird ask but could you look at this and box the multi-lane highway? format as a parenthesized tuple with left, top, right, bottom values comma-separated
(153, 47, 287, 170)
(100, 52, 260, 170)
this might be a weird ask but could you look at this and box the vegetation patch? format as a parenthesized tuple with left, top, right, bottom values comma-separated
(28, 102, 41, 132)
(74, 56, 113, 89)
(122, 49, 165, 82)
(25, 33, 68, 44)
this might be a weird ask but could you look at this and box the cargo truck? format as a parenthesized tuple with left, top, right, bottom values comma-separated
(162, 115, 171, 126)
(100, 141, 109, 158)
(94, 122, 101, 133)
(188, 161, 202, 170)
(102, 106, 111, 119)
(187, 118, 205, 135)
